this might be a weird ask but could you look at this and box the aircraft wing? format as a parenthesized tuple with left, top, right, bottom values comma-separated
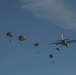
(48, 42, 61, 45)
(67, 40, 76, 43)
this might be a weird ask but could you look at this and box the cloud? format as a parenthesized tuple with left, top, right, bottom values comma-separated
(20, 0, 76, 30)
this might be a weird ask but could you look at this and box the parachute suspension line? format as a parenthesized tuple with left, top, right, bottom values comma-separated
(9, 39, 11, 43)
(20, 43, 24, 46)
(58, 50, 61, 54)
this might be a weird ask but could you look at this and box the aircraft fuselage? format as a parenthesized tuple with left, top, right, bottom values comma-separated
(61, 40, 69, 47)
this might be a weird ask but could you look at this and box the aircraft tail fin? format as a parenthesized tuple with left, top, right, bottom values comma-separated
(61, 34, 64, 40)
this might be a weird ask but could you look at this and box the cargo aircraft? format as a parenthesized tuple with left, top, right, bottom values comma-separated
(49, 34, 76, 47)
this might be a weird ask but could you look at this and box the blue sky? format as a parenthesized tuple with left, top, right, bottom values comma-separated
(0, 0, 76, 75)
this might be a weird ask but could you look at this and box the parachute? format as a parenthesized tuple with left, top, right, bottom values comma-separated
(49, 54, 53, 58)
(49, 54, 54, 63)
(56, 48, 61, 54)
(7, 32, 13, 42)
(34, 43, 41, 47)
(18, 35, 25, 41)
(34, 43, 41, 54)
(7, 32, 13, 37)
(18, 35, 25, 46)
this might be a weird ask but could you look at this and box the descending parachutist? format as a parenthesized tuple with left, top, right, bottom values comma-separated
(18, 35, 25, 46)
(56, 48, 61, 54)
(7, 32, 13, 42)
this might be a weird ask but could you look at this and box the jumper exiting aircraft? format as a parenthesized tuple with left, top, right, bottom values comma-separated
(49, 34, 76, 47)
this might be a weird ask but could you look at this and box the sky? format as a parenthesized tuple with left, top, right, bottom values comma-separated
(0, 0, 76, 75)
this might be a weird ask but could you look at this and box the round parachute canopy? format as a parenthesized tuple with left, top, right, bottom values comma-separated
(7, 32, 13, 37)
(56, 48, 59, 50)
(49, 54, 53, 58)
(49, 54, 54, 63)
(56, 48, 61, 54)
(34, 43, 41, 47)
(18, 35, 25, 41)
